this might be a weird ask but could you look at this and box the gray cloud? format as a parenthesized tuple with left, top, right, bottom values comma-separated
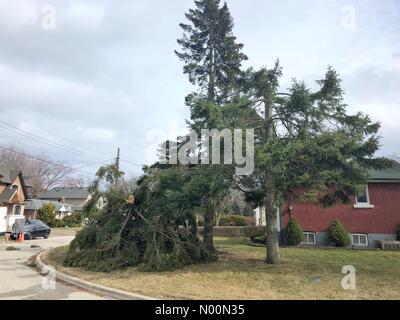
(0, 0, 399, 179)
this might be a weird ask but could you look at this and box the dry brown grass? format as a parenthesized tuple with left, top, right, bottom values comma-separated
(44, 237, 400, 300)
(50, 228, 79, 237)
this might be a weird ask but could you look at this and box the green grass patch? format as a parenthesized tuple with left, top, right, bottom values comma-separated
(45, 237, 400, 300)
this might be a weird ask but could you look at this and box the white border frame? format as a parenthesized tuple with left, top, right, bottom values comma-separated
(351, 233, 369, 247)
(302, 232, 316, 245)
(354, 185, 374, 208)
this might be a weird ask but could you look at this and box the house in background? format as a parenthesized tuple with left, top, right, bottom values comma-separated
(38, 186, 104, 212)
(255, 165, 400, 248)
(24, 199, 74, 220)
(0, 164, 29, 234)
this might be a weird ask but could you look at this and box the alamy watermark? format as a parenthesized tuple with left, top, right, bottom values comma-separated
(341, 265, 356, 290)
(157, 128, 255, 176)
(341, 5, 356, 31)
(41, 265, 56, 290)
(41, 5, 56, 30)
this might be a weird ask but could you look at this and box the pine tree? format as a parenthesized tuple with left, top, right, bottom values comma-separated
(235, 64, 394, 264)
(176, 0, 247, 252)
(176, 0, 247, 103)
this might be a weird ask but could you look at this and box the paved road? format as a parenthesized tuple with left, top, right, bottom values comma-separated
(0, 235, 106, 300)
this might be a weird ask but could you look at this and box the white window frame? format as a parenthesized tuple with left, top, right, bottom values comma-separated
(302, 232, 316, 245)
(351, 233, 369, 247)
(354, 185, 374, 209)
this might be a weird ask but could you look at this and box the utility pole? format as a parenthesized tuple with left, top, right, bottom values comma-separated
(115, 147, 120, 190)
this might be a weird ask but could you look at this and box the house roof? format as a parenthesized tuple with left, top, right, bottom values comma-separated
(0, 164, 29, 202)
(38, 187, 90, 200)
(368, 164, 400, 182)
(0, 185, 17, 203)
(0, 164, 19, 184)
(24, 199, 74, 212)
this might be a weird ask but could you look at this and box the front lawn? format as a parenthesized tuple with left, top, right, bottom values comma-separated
(44, 237, 400, 300)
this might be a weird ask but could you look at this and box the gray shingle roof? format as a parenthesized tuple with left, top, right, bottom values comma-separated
(0, 185, 17, 202)
(368, 164, 400, 182)
(24, 199, 73, 212)
(0, 164, 17, 184)
(38, 187, 90, 200)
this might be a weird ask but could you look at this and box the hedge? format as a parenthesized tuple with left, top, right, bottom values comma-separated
(198, 226, 265, 238)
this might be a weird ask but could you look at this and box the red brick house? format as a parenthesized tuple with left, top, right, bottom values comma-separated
(255, 165, 400, 248)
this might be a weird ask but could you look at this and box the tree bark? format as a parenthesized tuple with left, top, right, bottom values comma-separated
(203, 206, 215, 252)
(264, 170, 280, 264)
(264, 89, 281, 264)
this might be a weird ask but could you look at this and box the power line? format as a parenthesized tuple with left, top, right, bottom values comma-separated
(120, 158, 142, 167)
(0, 109, 111, 161)
(0, 121, 108, 162)
(0, 107, 77, 146)
(0, 108, 144, 170)
(0, 144, 96, 176)
(75, 158, 115, 170)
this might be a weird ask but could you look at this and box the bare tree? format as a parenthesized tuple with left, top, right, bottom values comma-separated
(0, 145, 85, 197)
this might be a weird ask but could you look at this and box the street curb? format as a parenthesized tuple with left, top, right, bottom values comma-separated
(35, 251, 157, 300)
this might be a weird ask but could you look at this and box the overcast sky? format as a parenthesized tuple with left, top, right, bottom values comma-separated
(0, 0, 399, 179)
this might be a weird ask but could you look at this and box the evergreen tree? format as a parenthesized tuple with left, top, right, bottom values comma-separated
(38, 203, 57, 227)
(176, 0, 247, 103)
(176, 0, 247, 252)
(235, 64, 394, 264)
(65, 165, 209, 272)
(285, 218, 304, 246)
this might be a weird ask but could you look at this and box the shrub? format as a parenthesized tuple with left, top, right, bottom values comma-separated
(53, 220, 65, 228)
(38, 203, 57, 227)
(284, 218, 304, 246)
(328, 219, 351, 247)
(62, 212, 83, 227)
(397, 225, 400, 241)
(251, 235, 266, 245)
(218, 215, 247, 226)
(248, 228, 265, 240)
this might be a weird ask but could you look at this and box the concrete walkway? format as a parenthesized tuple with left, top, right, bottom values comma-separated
(0, 235, 107, 300)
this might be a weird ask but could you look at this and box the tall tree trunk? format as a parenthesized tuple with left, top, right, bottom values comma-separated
(264, 170, 280, 264)
(264, 91, 281, 264)
(204, 47, 216, 252)
(203, 206, 215, 252)
(208, 48, 216, 102)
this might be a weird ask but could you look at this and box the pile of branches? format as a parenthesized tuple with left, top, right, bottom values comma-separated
(64, 166, 211, 272)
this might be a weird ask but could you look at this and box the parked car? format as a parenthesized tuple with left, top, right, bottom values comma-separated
(10, 219, 51, 240)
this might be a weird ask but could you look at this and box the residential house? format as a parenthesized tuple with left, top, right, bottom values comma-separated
(0, 164, 29, 234)
(38, 187, 104, 212)
(255, 165, 400, 248)
(24, 199, 74, 220)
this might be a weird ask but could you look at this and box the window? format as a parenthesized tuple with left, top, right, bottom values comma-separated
(354, 185, 374, 208)
(351, 234, 368, 247)
(302, 232, 316, 245)
(14, 205, 22, 215)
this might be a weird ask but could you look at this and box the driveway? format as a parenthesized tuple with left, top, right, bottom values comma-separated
(0, 233, 107, 300)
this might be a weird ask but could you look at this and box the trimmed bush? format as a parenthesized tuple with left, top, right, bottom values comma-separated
(53, 220, 65, 228)
(285, 218, 304, 246)
(198, 226, 265, 238)
(62, 212, 83, 227)
(38, 203, 57, 227)
(218, 215, 247, 226)
(328, 219, 351, 247)
(251, 235, 266, 245)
